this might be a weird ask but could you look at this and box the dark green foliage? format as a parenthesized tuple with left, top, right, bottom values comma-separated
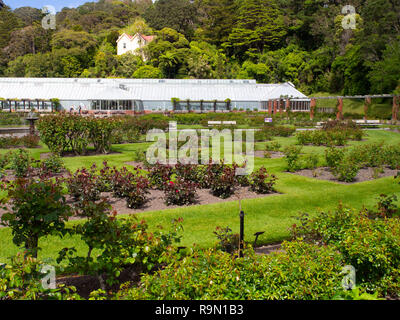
(333, 160, 360, 183)
(58, 202, 183, 286)
(9, 149, 33, 178)
(164, 178, 197, 206)
(0, 253, 80, 300)
(116, 240, 344, 300)
(249, 166, 277, 194)
(39, 154, 65, 175)
(37, 114, 119, 155)
(209, 165, 237, 199)
(0, 0, 398, 97)
(0, 176, 71, 258)
(291, 203, 400, 297)
(283, 145, 302, 172)
(325, 146, 345, 169)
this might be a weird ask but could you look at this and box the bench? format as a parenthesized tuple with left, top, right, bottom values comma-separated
(354, 120, 382, 127)
(316, 120, 383, 129)
(208, 121, 237, 127)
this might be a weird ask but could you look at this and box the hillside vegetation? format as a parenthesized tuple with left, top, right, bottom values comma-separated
(0, 0, 399, 97)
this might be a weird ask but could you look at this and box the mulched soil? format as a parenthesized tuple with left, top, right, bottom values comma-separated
(0, 168, 69, 182)
(57, 265, 142, 299)
(240, 151, 285, 159)
(254, 242, 284, 255)
(290, 166, 398, 184)
(0, 181, 279, 224)
(66, 187, 279, 218)
(40, 150, 121, 158)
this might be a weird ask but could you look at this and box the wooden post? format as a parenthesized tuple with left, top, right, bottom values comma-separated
(364, 97, 371, 121)
(336, 97, 343, 120)
(393, 96, 399, 123)
(310, 98, 316, 120)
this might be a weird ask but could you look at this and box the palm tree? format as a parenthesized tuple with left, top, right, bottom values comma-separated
(159, 51, 179, 78)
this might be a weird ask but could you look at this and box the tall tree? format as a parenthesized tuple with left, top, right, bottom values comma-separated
(144, 0, 198, 39)
(226, 0, 287, 59)
(197, 0, 238, 46)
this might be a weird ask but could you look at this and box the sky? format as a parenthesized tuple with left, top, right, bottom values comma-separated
(6, 0, 96, 12)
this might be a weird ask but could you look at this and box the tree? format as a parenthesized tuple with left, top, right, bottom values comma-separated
(159, 51, 180, 78)
(226, 0, 286, 59)
(0, 5, 20, 49)
(1, 177, 71, 258)
(115, 53, 144, 78)
(13, 6, 42, 26)
(4, 23, 52, 60)
(332, 44, 370, 95)
(197, 0, 238, 46)
(144, 0, 198, 39)
(238, 61, 271, 83)
(133, 65, 162, 78)
(368, 39, 400, 94)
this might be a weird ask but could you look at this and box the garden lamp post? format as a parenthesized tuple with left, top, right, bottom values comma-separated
(239, 210, 244, 258)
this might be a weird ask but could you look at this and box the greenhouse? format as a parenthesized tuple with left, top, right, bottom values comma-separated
(0, 78, 310, 113)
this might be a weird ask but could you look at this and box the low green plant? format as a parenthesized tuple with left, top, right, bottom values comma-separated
(303, 154, 319, 170)
(265, 141, 281, 152)
(58, 203, 183, 286)
(9, 149, 32, 177)
(249, 166, 277, 194)
(40, 154, 65, 175)
(213, 226, 239, 254)
(209, 166, 237, 198)
(116, 240, 344, 300)
(291, 204, 400, 297)
(283, 145, 302, 172)
(0, 253, 80, 300)
(333, 160, 359, 182)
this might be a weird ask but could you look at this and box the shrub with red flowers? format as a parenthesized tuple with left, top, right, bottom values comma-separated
(125, 175, 150, 209)
(196, 159, 226, 188)
(249, 166, 277, 194)
(209, 166, 237, 199)
(65, 164, 102, 202)
(174, 162, 199, 182)
(100, 165, 150, 209)
(148, 162, 174, 190)
(109, 166, 137, 198)
(164, 178, 198, 206)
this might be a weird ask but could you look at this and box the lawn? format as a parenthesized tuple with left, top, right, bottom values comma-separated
(0, 129, 399, 264)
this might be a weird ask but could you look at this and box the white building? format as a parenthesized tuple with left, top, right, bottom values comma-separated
(116, 33, 155, 60)
(0, 78, 310, 113)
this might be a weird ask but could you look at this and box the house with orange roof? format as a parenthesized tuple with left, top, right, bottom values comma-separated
(116, 33, 155, 60)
